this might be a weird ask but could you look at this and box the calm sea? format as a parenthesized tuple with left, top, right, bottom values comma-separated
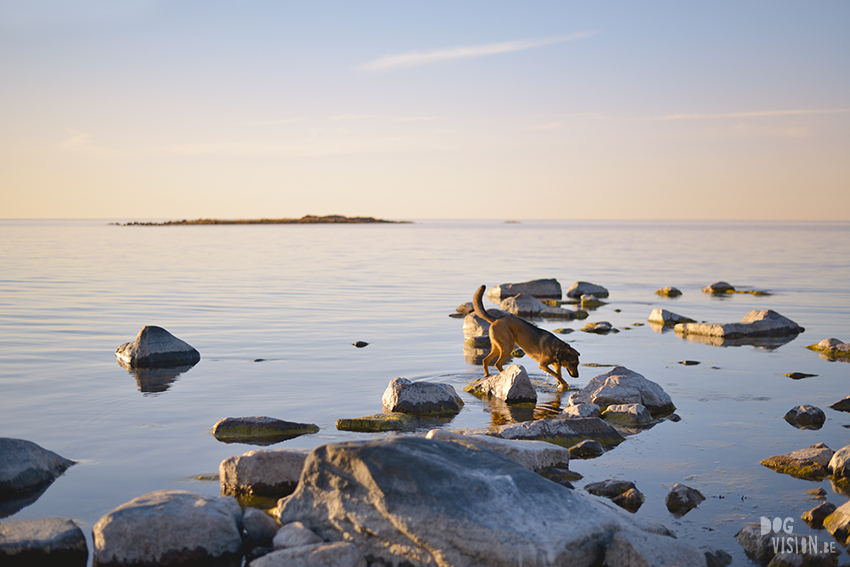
(2, 219, 849, 564)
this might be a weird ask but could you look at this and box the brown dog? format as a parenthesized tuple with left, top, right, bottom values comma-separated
(473, 285, 580, 388)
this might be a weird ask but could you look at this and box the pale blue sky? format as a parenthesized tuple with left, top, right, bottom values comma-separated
(2, 1, 848, 220)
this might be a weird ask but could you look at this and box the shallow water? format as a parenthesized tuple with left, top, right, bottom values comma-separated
(1, 219, 849, 564)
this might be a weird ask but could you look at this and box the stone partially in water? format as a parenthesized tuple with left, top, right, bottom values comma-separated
(0, 438, 75, 500)
(702, 281, 735, 294)
(568, 367, 676, 416)
(601, 403, 652, 426)
(783, 405, 825, 430)
(465, 364, 537, 403)
(807, 338, 850, 360)
(0, 517, 87, 566)
(566, 281, 609, 299)
(665, 483, 705, 517)
(647, 309, 695, 325)
(674, 310, 804, 339)
(425, 429, 571, 472)
(220, 447, 311, 497)
(655, 286, 682, 297)
(382, 377, 464, 416)
(212, 416, 319, 444)
(335, 413, 413, 432)
(760, 443, 834, 480)
(115, 325, 200, 368)
(485, 279, 563, 301)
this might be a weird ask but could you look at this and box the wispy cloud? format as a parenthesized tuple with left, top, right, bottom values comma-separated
(358, 32, 594, 72)
(646, 108, 850, 121)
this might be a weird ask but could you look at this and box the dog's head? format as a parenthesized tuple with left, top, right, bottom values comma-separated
(558, 345, 581, 378)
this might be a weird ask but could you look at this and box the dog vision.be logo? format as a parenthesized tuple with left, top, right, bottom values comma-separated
(760, 517, 837, 556)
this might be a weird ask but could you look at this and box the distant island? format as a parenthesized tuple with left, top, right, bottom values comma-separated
(116, 215, 410, 226)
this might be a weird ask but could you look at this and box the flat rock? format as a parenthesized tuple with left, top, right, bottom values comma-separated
(560, 404, 601, 419)
(601, 403, 652, 426)
(425, 429, 570, 472)
(807, 338, 850, 359)
(499, 294, 576, 319)
(488, 417, 626, 449)
(783, 405, 825, 430)
(465, 364, 537, 403)
(0, 438, 75, 499)
(665, 483, 705, 517)
(212, 416, 319, 444)
(485, 279, 562, 300)
(760, 443, 834, 480)
(674, 309, 804, 338)
(0, 517, 87, 566)
(568, 366, 675, 415)
(276, 437, 700, 567)
(655, 286, 682, 297)
(92, 490, 242, 566)
(648, 308, 695, 325)
(220, 447, 311, 497)
(382, 377, 464, 415)
(336, 413, 414, 432)
(251, 542, 367, 567)
(566, 281, 609, 299)
(115, 325, 200, 368)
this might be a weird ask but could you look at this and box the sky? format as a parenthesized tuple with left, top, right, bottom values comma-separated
(1, 1, 848, 221)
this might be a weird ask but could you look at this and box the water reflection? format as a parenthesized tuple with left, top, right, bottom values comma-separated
(674, 331, 801, 350)
(0, 483, 51, 518)
(117, 359, 197, 394)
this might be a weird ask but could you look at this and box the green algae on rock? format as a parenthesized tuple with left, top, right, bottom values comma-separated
(335, 413, 413, 432)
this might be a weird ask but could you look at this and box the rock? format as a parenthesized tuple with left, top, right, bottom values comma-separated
(665, 483, 705, 517)
(425, 429, 571, 472)
(92, 490, 242, 566)
(0, 438, 75, 499)
(760, 443, 834, 480)
(382, 377, 464, 415)
(736, 523, 773, 565)
(465, 364, 537, 403)
(243, 507, 280, 547)
(601, 403, 652, 426)
(351, 341, 369, 348)
(674, 309, 804, 339)
(220, 447, 310, 497)
(785, 372, 817, 379)
(655, 286, 682, 297)
(499, 294, 576, 319)
(485, 279, 562, 300)
(581, 321, 615, 334)
(802, 501, 836, 529)
(456, 302, 474, 315)
(601, 528, 704, 566)
(783, 405, 825, 429)
(769, 550, 839, 567)
(560, 404, 601, 419)
(538, 467, 582, 488)
(611, 488, 645, 513)
(647, 308, 695, 325)
(0, 517, 87, 566)
(703, 281, 735, 294)
(827, 444, 850, 479)
(336, 413, 413, 432)
(568, 366, 676, 415)
(807, 338, 850, 359)
(807, 487, 827, 499)
(825, 500, 850, 545)
(585, 479, 636, 499)
(566, 281, 609, 299)
(115, 325, 200, 368)
(463, 310, 507, 347)
(830, 396, 850, 412)
(580, 295, 606, 309)
(568, 439, 604, 459)
(251, 542, 367, 567)
(212, 416, 319, 444)
(489, 417, 626, 449)
(679, 360, 700, 366)
(277, 437, 700, 567)
(273, 521, 324, 549)
(702, 546, 733, 567)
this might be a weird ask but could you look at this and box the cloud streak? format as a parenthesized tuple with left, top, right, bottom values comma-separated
(358, 32, 594, 72)
(648, 108, 850, 121)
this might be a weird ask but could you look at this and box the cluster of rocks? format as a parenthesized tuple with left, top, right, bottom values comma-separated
(808, 338, 850, 360)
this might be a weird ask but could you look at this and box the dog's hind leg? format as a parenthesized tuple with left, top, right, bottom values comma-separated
(482, 347, 499, 377)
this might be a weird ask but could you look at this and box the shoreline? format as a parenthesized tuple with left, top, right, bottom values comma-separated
(114, 215, 410, 226)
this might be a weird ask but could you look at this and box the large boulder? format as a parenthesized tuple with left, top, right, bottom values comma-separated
(674, 310, 803, 339)
(0, 438, 74, 499)
(482, 417, 625, 449)
(567, 367, 675, 415)
(211, 416, 319, 444)
(220, 447, 311, 497)
(463, 310, 507, 347)
(115, 326, 200, 368)
(760, 443, 834, 480)
(566, 282, 609, 299)
(647, 309, 694, 325)
(276, 437, 703, 567)
(0, 517, 87, 566)
(499, 294, 576, 319)
(92, 490, 242, 566)
(382, 378, 464, 415)
(425, 429, 571, 472)
(486, 279, 562, 300)
(465, 364, 537, 403)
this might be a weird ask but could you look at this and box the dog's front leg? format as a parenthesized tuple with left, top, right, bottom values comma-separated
(540, 362, 569, 390)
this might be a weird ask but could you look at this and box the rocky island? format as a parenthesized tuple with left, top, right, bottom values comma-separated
(116, 215, 408, 226)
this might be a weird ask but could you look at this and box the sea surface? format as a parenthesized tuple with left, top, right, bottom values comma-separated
(1, 219, 849, 564)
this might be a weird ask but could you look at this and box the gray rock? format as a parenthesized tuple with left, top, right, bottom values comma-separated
(802, 501, 836, 529)
(499, 294, 576, 319)
(566, 281, 609, 299)
(702, 546, 733, 567)
(568, 366, 676, 415)
(736, 523, 774, 565)
(808, 338, 850, 359)
(490, 417, 626, 449)
(382, 377, 464, 415)
(611, 488, 645, 513)
(115, 325, 200, 368)
(243, 507, 280, 547)
(602, 528, 705, 567)
(829, 395, 850, 412)
(585, 479, 636, 499)
(465, 364, 537, 403)
(212, 416, 319, 444)
(277, 437, 699, 567)
(220, 448, 311, 497)
(703, 281, 735, 294)
(251, 542, 367, 567)
(568, 439, 604, 459)
(0, 438, 74, 499)
(647, 308, 695, 325)
(463, 310, 507, 347)
(601, 403, 652, 426)
(272, 521, 324, 549)
(761, 443, 834, 480)
(485, 279, 562, 300)
(824, 500, 850, 546)
(674, 309, 804, 339)
(783, 405, 825, 429)
(769, 550, 839, 567)
(425, 429, 571, 472)
(92, 490, 242, 566)
(0, 517, 87, 565)
(560, 404, 601, 419)
(655, 286, 683, 297)
(580, 295, 606, 309)
(827, 443, 850, 479)
(581, 321, 615, 334)
(665, 483, 705, 517)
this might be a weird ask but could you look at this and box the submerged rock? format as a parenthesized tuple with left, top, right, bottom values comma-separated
(0, 438, 75, 500)
(665, 483, 705, 517)
(382, 377, 464, 416)
(220, 447, 310, 497)
(92, 490, 242, 567)
(485, 279, 562, 301)
(335, 413, 413, 432)
(674, 310, 804, 339)
(568, 366, 675, 416)
(465, 364, 537, 403)
(212, 416, 319, 444)
(647, 308, 695, 325)
(566, 281, 609, 299)
(0, 517, 87, 566)
(115, 325, 200, 368)
(760, 443, 834, 480)
(425, 429, 571, 472)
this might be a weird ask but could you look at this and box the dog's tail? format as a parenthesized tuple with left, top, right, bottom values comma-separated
(472, 285, 497, 323)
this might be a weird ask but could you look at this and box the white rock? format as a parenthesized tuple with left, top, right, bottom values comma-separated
(674, 309, 803, 338)
(569, 367, 675, 415)
(220, 448, 310, 497)
(485, 279, 562, 300)
(560, 404, 601, 419)
(601, 403, 652, 426)
(465, 364, 537, 403)
(382, 378, 464, 415)
(647, 308, 694, 325)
